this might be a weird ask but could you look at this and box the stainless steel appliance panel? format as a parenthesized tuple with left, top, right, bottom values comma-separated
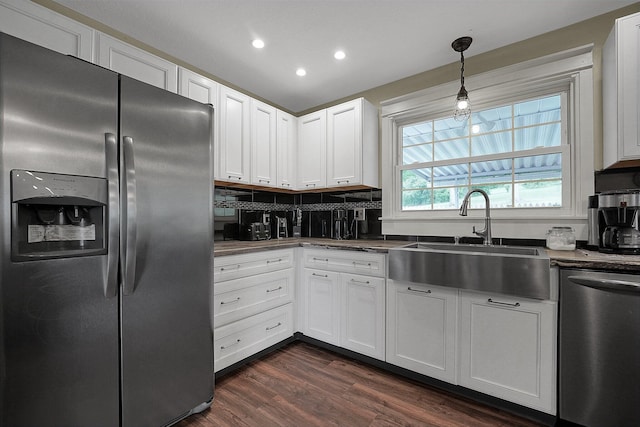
(0, 33, 120, 427)
(119, 76, 214, 427)
(559, 269, 640, 426)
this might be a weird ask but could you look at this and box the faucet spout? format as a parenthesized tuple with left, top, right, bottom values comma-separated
(459, 189, 492, 245)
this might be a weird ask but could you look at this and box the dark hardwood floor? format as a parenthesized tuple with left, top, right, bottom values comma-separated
(178, 341, 545, 427)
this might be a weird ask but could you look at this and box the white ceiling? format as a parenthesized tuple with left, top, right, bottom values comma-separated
(52, 0, 636, 113)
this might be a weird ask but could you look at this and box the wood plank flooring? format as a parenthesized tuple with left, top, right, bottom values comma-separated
(177, 341, 545, 427)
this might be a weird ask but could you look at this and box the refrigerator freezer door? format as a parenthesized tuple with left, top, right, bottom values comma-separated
(0, 33, 120, 427)
(119, 76, 214, 427)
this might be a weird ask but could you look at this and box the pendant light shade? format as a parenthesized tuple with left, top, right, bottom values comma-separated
(452, 36, 472, 121)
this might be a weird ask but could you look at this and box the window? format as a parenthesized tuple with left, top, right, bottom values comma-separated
(400, 94, 566, 211)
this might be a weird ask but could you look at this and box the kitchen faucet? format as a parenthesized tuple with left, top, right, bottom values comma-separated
(459, 189, 492, 245)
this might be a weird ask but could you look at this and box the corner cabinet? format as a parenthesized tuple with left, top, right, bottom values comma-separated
(386, 280, 458, 384)
(458, 291, 557, 414)
(603, 11, 640, 168)
(95, 33, 177, 92)
(177, 68, 219, 178)
(297, 110, 327, 190)
(276, 110, 297, 190)
(327, 98, 379, 188)
(218, 86, 251, 184)
(300, 249, 386, 360)
(250, 99, 277, 187)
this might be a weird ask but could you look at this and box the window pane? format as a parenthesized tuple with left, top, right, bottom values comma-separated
(402, 122, 432, 146)
(515, 180, 562, 207)
(514, 123, 561, 150)
(434, 138, 469, 161)
(471, 131, 512, 156)
(472, 105, 512, 134)
(465, 185, 513, 209)
(514, 154, 562, 181)
(402, 189, 432, 210)
(402, 168, 431, 189)
(434, 117, 468, 141)
(403, 144, 432, 164)
(433, 164, 469, 187)
(433, 187, 468, 210)
(514, 95, 561, 127)
(470, 160, 512, 185)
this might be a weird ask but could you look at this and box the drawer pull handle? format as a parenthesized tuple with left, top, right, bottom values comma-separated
(487, 298, 520, 307)
(220, 297, 240, 305)
(266, 322, 282, 331)
(266, 286, 283, 293)
(350, 279, 370, 284)
(220, 339, 240, 350)
(353, 262, 372, 267)
(305, 183, 316, 187)
(266, 258, 283, 264)
(281, 183, 290, 187)
(312, 273, 328, 278)
(313, 257, 329, 262)
(337, 179, 350, 184)
(407, 287, 431, 294)
(220, 265, 240, 272)
(259, 179, 270, 183)
(228, 175, 243, 181)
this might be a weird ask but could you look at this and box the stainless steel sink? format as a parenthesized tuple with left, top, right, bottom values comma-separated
(388, 242, 551, 299)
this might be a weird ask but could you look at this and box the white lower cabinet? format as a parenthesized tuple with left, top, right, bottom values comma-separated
(386, 280, 458, 383)
(458, 290, 557, 414)
(340, 273, 385, 359)
(300, 249, 386, 360)
(213, 249, 295, 372)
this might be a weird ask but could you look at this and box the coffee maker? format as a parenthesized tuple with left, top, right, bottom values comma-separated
(598, 189, 640, 254)
(333, 208, 349, 240)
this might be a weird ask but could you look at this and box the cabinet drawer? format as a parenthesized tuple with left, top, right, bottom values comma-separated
(213, 268, 294, 328)
(303, 248, 385, 277)
(214, 303, 293, 372)
(214, 248, 294, 282)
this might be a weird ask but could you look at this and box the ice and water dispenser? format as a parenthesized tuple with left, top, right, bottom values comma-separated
(11, 170, 107, 261)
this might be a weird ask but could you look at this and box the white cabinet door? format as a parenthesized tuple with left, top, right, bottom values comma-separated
(458, 291, 557, 415)
(386, 280, 458, 383)
(251, 99, 277, 187)
(327, 99, 361, 187)
(0, 0, 93, 60)
(276, 110, 297, 190)
(297, 110, 326, 189)
(340, 273, 385, 360)
(177, 68, 219, 178)
(302, 268, 340, 345)
(95, 33, 177, 92)
(326, 98, 379, 188)
(219, 85, 251, 183)
(603, 12, 640, 168)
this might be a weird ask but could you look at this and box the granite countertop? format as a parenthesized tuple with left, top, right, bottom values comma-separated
(214, 238, 640, 272)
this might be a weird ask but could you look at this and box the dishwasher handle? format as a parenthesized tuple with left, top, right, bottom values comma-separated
(567, 275, 640, 294)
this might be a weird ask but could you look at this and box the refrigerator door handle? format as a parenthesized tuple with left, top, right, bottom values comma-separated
(121, 135, 138, 296)
(104, 132, 119, 298)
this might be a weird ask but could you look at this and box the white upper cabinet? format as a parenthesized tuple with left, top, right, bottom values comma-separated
(276, 110, 297, 190)
(603, 11, 640, 168)
(297, 110, 327, 189)
(251, 99, 277, 187)
(219, 85, 251, 184)
(0, 0, 93, 60)
(178, 68, 219, 178)
(95, 33, 178, 92)
(326, 98, 379, 188)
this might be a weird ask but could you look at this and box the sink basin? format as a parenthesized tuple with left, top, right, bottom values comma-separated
(388, 242, 550, 299)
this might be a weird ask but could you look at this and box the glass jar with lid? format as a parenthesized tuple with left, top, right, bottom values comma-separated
(546, 226, 576, 250)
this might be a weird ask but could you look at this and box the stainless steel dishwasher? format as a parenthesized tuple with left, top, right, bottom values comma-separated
(559, 269, 640, 426)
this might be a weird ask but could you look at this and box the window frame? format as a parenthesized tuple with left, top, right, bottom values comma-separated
(380, 45, 594, 239)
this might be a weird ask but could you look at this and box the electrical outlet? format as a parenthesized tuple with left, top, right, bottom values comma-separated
(354, 208, 366, 221)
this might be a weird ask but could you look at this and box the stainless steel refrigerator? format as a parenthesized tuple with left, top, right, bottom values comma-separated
(0, 32, 214, 427)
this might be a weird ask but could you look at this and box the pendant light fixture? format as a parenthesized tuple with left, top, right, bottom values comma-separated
(451, 36, 472, 121)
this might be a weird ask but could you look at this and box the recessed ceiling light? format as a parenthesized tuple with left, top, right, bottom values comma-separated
(252, 39, 265, 49)
(334, 50, 346, 60)
(296, 68, 307, 77)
